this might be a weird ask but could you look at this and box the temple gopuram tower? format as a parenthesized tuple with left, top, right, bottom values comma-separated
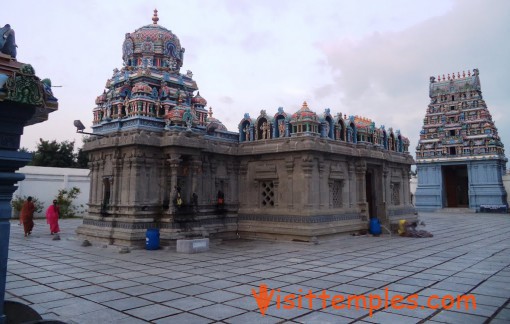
(415, 69, 507, 211)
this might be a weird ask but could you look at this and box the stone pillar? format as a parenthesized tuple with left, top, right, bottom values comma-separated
(230, 161, 240, 206)
(226, 161, 236, 205)
(167, 155, 181, 213)
(318, 160, 326, 208)
(239, 162, 248, 209)
(201, 158, 210, 204)
(301, 155, 314, 208)
(0, 55, 56, 321)
(348, 161, 356, 208)
(402, 167, 410, 206)
(113, 158, 123, 206)
(355, 160, 367, 219)
(191, 158, 202, 204)
(285, 157, 294, 209)
(0, 151, 31, 324)
(128, 157, 137, 205)
(381, 165, 387, 203)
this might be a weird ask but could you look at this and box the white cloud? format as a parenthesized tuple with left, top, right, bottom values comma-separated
(318, 0, 510, 154)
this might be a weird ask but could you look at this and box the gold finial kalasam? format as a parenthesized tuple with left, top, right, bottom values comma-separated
(209, 107, 213, 118)
(152, 9, 159, 24)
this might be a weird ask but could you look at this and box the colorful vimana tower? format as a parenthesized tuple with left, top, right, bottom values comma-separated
(77, 10, 417, 246)
(415, 69, 507, 211)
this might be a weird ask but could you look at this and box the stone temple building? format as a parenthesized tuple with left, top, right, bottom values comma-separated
(76, 11, 416, 246)
(415, 70, 507, 211)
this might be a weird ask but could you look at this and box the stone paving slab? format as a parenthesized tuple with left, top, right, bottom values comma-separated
(5, 212, 510, 323)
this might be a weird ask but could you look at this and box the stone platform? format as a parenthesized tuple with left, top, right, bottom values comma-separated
(5, 212, 510, 323)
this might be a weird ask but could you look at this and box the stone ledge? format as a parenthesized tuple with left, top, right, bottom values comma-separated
(176, 238, 209, 253)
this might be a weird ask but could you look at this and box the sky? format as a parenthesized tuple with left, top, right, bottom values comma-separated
(3, 0, 509, 160)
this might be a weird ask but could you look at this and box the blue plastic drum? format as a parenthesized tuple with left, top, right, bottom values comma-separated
(369, 218, 382, 236)
(146, 228, 160, 250)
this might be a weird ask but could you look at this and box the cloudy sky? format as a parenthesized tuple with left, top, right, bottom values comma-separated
(3, 0, 509, 158)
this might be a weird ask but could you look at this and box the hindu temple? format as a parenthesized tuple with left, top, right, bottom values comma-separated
(76, 10, 416, 246)
(415, 70, 507, 211)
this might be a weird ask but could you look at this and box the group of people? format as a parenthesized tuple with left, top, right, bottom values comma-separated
(19, 197, 60, 237)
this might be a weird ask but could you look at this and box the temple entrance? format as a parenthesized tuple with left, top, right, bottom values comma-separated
(442, 165, 469, 207)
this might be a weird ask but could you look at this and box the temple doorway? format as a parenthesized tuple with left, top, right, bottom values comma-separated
(442, 165, 469, 207)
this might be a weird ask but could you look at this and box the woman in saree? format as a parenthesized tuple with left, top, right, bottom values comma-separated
(20, 196, 35, 237)
(45, 199, 60, 234)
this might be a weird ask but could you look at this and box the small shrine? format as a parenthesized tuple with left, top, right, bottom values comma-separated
(415, 69, 507, 211)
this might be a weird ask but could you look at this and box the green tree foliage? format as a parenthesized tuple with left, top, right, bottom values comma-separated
(29, 139, 89, 168)
(55, 187, 82, 218)
(75, 147, 89, 168)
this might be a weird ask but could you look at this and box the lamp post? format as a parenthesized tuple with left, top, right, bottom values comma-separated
(0, 39, 58, 322)
(74, 120, 105, 137)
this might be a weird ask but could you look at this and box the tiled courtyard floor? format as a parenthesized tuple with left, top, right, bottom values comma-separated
(5, 212, 510, 323)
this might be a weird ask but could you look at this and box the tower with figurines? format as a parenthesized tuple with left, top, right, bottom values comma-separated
(415, 69, 507, 211)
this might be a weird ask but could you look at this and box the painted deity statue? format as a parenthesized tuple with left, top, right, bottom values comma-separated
(244, 124, 251, 141)
(324, 122, 330, 138)
(260, 122, 269, 140)
(124, 96, 130, 116)
(278, 120, 285, 137)
(347, 126, 353, 142)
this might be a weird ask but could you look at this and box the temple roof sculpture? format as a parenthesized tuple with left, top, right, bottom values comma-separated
(90, 10, 410, 153)
(0, 25, 58, 126)
(122, 9, 184, 73)
(91, 10, 216, 133)
(238, 101, 410, 153)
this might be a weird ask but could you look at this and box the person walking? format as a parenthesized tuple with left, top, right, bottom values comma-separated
(20, 196, 35, 237)
(45, 199, 60, 235)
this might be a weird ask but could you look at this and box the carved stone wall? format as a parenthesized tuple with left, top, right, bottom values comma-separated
(77, 130, 416, 245)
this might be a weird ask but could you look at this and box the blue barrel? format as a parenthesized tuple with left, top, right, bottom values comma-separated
(146, 228, 160, 250)
(369, 218, 382, 236)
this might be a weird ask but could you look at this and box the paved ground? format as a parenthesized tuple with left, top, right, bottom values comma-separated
(5, 212, 510, 323)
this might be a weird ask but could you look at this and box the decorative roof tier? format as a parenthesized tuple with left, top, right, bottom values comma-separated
(352, 116, 374, 133)
(206, 107, 227, 133)
(91, 10, 226, 134)
(191, 91, 207, 106)
(0, 57, 58, 126)
(238, 103, 410, 153)
(429, 69, 481, 98)
(122, 9, 184, 72)
(291, 101, 319, 123)
(416, 68, 505, 162)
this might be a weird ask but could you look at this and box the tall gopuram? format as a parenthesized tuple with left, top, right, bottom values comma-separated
(415, 69, 507, 212)
(77, 10, 416, 246)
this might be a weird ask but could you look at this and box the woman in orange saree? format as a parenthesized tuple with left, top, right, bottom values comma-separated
(20, 197, 35, 237)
